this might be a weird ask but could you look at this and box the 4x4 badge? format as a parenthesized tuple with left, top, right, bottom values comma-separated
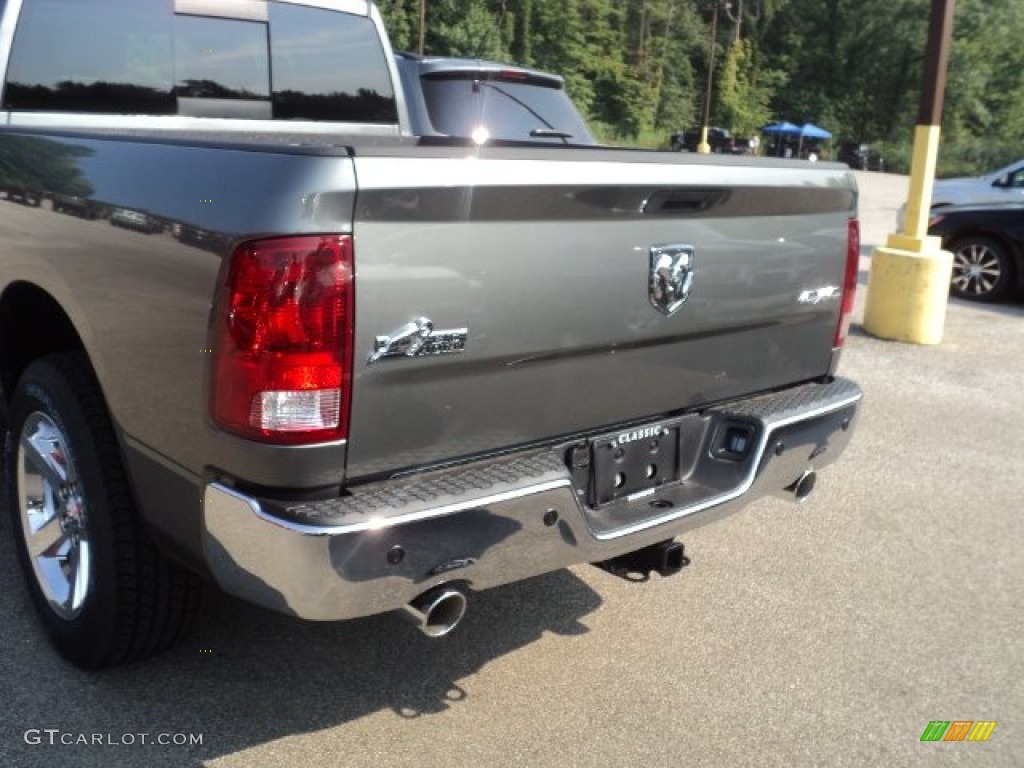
(650, 244, 695, 316)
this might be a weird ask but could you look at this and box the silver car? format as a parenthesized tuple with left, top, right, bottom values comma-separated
(931, 159, 1024, 208)
(898, 158, 1024, 229)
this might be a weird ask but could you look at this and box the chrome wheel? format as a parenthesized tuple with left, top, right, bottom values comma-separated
(950, 238, 1009, 300)
(7, 353, 202, 667)
(17, 412, 91, 620)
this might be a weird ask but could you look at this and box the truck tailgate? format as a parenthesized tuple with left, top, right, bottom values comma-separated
(346, 151, 856, 479)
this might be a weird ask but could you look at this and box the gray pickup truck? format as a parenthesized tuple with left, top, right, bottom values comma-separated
(0, 0, 862, 668)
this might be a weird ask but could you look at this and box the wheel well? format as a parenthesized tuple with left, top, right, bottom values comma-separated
(947, 229, 1017, 259)
(0, 282, 88, 402)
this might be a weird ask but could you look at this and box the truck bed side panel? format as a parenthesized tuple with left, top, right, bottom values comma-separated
(0, 130, 358, 489)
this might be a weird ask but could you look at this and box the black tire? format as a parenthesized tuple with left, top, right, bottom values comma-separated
(4, 353, 201, 668)
(948, 235, 1015, 302)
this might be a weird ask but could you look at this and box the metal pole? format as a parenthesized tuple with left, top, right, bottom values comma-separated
(697, 4, 720, 154)
(863, 0, 956, 345)
(418, 0, 426, 55)
(918, 0, 955, 127)
(901, 0, 955, 241)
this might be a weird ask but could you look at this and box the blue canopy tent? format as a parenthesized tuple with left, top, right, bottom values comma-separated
(798, 123, 832, 160)
(760, 122, 833, 158)
(761, 121, 801, 134)
(799, 123, 832, 140)
(760, 122, 801, 156)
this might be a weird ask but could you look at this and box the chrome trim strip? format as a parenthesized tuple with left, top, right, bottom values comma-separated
(353, 156, 857, 195)
(588, 391, 863, 540)
(206, 476, 574, 537)
(5, 112, 401, 135)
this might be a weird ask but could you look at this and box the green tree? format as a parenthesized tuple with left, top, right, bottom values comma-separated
(762, 0, 926, 140)
(508, 0, 534, 65)
(423, 0, 510, 60)
(716, 39, 782, 136)
(377, 0, 419, 52)
(374, 0, 1024, 167)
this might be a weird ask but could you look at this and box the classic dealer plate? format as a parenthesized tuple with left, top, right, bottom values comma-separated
(590, 421, 681, 506)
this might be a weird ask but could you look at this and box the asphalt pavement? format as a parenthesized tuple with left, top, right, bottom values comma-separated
(0, 170, 1021, 767)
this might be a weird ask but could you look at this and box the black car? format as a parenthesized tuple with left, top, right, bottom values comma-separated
(4, 185, 42, 206)
(669, 126, 748, 154)
(837, 142, 884, 171)
(927, 204, 1024, 301)
(394, 52, 595, 145)
(52, 193, 102, 219)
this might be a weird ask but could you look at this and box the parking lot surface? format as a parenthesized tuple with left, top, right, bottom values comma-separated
(1, 171, 1021, 767)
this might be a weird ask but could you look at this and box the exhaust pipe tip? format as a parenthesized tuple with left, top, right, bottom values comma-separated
(785, 469, 817, 504)
(402, 586, 468, 638)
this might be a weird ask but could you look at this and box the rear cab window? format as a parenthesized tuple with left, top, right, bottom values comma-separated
(2, 0, 398, 124)
(419, 72, 593, 144)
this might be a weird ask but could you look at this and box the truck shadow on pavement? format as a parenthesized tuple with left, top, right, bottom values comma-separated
(0, 530, 602, 766)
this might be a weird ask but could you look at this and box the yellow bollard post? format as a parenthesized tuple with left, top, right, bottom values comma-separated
(696, 125, 711, 155)
(863, 126, 953, 345)
(863, 0, 956, 345)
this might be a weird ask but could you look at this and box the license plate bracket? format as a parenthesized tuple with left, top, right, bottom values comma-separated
(591, 422, 680, 506)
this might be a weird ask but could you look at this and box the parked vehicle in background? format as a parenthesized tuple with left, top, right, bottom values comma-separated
(928, 204, 1024, 301)
(109, 208, 162, 234)
(669, 127, 749, 154)
(837, 143, 884, 171)
(395, 52, 594, 145)
(173, 223, 225, 252)
(53, 193, 102, 219)
(4, 186, 42, 206)
(930, 159, 1024, 208)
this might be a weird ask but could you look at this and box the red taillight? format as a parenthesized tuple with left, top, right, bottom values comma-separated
(835, 218, 860, 348)
(212, 235, 354, 444)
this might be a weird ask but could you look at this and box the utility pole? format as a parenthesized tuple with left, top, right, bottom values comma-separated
(417, 0, 426, 55)
(697, 3, 728, 154)
(723, 0, 742, 43)
(863, 0, 956, 344)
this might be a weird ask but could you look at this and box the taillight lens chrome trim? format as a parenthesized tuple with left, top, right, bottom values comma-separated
(835, 218, 860, 348)
(212, 235, 354, 445)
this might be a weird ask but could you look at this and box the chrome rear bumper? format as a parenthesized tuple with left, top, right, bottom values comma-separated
(202, 377, 861, 621)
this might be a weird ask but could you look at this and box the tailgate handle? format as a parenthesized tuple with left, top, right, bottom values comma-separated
(644, 188, 729, 215)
